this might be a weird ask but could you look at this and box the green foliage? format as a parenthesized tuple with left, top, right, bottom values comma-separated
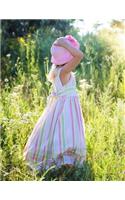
(1, 20, 125, 180)
(1, 79, 125, 181)
(1, 19, 74, 87)
(79, 29, 125, 94)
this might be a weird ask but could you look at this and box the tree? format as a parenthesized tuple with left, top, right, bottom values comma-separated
(110, 19, 125, 33)
(1, 19, 76, 87)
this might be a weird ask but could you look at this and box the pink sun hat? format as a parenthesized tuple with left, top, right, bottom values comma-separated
(50, 35, 80, 65)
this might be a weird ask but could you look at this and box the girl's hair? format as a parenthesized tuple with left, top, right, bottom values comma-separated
(47, 63, 66, 83)
(47, 64, 58, 83)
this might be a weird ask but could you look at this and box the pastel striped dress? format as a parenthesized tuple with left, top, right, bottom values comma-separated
(23, 67, 86, 171)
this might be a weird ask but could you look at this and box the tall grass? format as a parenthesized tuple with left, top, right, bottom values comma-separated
(1, 27, 125, 181)
(0, 76, 125, 181)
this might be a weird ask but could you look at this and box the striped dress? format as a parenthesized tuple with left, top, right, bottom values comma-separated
(23, 67, 86, 171)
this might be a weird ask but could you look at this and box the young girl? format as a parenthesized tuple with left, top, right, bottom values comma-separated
(23, 35, 86, 172)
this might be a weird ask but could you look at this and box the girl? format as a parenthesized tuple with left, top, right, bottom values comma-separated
(23, 35, 86, 172)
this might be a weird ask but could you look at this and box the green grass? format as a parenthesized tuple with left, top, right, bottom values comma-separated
(0, 79, 125, 181)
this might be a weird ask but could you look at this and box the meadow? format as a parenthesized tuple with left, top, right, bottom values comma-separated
(0, 20, 125, 181)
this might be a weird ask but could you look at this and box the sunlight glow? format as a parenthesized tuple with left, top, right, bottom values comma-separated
(118, 33, 125, 55)
(118, 34, 125, 48)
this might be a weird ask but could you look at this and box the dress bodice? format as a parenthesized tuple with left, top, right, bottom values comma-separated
(51, 67, 78, 96)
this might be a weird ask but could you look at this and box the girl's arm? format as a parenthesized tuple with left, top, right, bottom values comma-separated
(53, 37, 84, 73)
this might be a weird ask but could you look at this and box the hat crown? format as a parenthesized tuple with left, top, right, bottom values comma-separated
(51, 35, 80, 65)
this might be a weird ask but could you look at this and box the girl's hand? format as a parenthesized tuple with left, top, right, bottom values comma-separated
(53, 37, 68, 47)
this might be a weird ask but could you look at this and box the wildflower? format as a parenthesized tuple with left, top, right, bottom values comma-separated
(6, 54, 11, 58)
(4, 78, 9, 83)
